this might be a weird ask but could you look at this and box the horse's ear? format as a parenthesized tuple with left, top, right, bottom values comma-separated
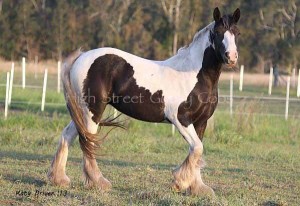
(233, 8, 240, 23)
(213, 7, 221, 22)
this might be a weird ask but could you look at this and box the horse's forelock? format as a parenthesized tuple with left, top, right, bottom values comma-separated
(221, 15, 236, 30)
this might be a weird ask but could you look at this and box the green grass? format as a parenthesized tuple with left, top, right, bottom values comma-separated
(0, 72, 299, 205)
(0, 111, 299, 205)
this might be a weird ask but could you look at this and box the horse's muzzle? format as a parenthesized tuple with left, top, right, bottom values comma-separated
(224, 51, 238, 67)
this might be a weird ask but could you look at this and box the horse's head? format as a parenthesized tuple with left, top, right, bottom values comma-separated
(211, 7, 240, 68)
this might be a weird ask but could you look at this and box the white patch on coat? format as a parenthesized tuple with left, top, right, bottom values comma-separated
(70, 23, 215, 124)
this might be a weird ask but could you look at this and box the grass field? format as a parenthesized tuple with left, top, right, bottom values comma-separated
(0, 70, 299, 205)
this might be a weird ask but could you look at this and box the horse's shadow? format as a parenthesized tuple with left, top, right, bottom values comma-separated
(0, 150, 175, 186)
(4, 173, 47, 187)
(0, 150, 175, 169)
(0, 150, 56, 162)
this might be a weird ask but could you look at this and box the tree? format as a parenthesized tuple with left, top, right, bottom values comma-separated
(0, 0, 299, 73)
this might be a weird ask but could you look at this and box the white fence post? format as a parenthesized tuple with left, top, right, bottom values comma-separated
(172, 124, 175, 136)
(207, 114, 214, 132)
(230, 74, 233, 116)
(285, 76, 290, 121)
(34, 55, 38, 79)
(8, 62, 14, 105)
(239, 65, 244, 91)
(22, 57, 26, 89)
(57, 61, 61, 93)
(5, 72, 10, 119)
(292, 68, 296, 88)
(41, 69, 48, 112)
(297, 69, 300, 98)
(268, 67, 273, 95)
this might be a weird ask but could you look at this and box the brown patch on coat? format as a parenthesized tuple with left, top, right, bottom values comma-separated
(83, 54, 165, 123)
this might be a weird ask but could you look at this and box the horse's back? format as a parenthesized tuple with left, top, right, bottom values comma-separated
(69, 47, 154, 94)
(73, 47, 152, 72)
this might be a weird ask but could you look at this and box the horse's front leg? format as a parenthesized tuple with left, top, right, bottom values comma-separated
(187, 121, 214, 196)
(171, 122, 214, 197)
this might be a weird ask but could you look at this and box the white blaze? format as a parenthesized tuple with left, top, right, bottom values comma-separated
(222, 31, 237, 52)
(222, 31, 238, 62)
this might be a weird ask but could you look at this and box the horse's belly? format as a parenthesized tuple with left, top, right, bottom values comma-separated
(110, 99, 165, 123)
(110, 80, 165, 123)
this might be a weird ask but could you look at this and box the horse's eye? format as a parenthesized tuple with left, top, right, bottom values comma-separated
(233, 30, 240, 36)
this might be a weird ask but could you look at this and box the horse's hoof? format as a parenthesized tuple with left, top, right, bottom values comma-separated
(97, 177, 112, 191)
(171, 180, 181, 193)
(189, 183, 215, 197)
(171, 169, 193, 192)
(85, 176, 112, 191)
(48, 172, 71, 187)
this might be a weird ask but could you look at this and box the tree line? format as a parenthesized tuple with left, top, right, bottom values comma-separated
(0, 0, 299, 73)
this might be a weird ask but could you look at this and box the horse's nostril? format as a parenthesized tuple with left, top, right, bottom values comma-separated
(225, 52, 230, 58)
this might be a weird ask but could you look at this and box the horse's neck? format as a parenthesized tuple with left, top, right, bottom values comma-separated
(197, 46, 222, 91)
(160, 23, 214, 72)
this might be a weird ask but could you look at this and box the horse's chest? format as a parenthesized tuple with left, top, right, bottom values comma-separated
(177, 85, 218, 127)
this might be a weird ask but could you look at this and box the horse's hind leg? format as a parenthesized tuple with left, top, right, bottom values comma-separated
(83, 154, 112, 190)
(81, 117, 112, 191)
(48, 121, 78, 186)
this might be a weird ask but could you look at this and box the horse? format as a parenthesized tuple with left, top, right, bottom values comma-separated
(48, 7, 240, 196)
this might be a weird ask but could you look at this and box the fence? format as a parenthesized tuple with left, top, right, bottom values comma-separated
(1, 60, 300, 135)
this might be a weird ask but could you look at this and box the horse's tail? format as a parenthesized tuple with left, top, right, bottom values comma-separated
(62, 49, 100, 158)
(62, 49, 124, 158)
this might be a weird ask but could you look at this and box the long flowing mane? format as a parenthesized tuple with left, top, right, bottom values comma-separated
(161, 22, 215, 71)
(181, 22, 215, 51)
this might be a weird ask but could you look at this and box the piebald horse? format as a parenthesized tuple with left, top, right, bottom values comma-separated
(48, 7, 240, 196)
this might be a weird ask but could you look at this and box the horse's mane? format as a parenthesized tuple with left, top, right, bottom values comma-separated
(177, 22, 215, 55)
(161, 21, 215, 71)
